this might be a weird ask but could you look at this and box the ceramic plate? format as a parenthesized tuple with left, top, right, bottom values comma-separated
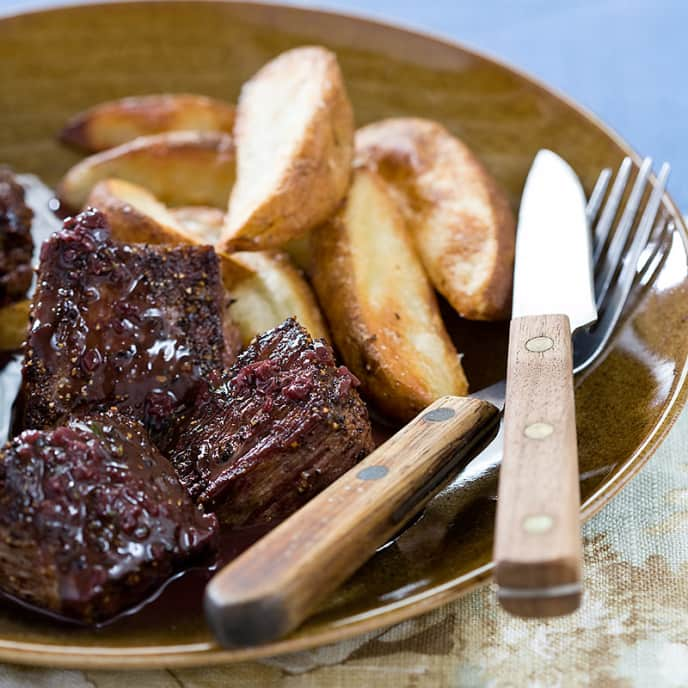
(0, 0, 687, 669)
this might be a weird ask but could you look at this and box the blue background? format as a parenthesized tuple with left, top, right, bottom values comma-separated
(3, 0, 686, 208)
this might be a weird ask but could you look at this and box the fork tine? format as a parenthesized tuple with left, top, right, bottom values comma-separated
(576, 163, 670, 373)
(592, 157, 633, 264)
(615, 161, 669, 287)
(634, 215, 672, 287)
(586, 168, 612, 231)
(595, 157, 653, 308)
(628, 221, 673, 309)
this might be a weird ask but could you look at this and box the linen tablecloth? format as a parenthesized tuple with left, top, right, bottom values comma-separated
(2, 386, 688, 686)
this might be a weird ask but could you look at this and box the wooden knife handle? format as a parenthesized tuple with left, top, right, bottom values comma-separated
(494, 314, 583, 617)
(205, 395, 499, 647)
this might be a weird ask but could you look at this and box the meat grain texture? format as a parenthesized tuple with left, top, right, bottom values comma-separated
(170, 318, 374, 526)
(3, 208, 374, 624)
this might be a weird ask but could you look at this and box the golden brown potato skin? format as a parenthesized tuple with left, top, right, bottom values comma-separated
(58, 131, 235, 211)
(227, 250, 330, 345)
(60, 94, 236, 153)
(355, 118, 515, 321)
(312, 168, 468, 422)
(87, 178, 195, 246)
(220, 47, 354, 251)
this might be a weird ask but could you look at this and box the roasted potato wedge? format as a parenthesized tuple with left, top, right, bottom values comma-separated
(59, 94, 236, 153)
(355, 117, 515, 320)
(87, 178, 195, 245)
(170, 206, 226, 244)
(311, 168, 468, 421)
(86, 178, 252, 287)
(58, 131, 235, 211)
(227, 251, 329, 345)
(283, 233, 314, 274)
(0, 299, 30, 351)
(219, 46, 354, 251)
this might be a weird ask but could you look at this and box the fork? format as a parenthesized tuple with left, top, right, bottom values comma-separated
(204, 158, 673, 645)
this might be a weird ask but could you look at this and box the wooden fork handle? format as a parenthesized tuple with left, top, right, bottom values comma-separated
(494, 314, 583, 617)
(204, 395, 499, 647)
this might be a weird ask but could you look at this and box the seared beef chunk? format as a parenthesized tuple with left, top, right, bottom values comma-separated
(170, 318, 374, 526)
(0, 169, 34, 307)
(21, 208, 229, 447)
(0, 413, 217, 623)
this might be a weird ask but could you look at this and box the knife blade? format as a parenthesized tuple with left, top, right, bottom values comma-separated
(511, 150, 596, 329)
(493, 149, 596, 617)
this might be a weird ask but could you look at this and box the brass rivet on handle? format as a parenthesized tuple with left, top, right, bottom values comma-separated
(525, 336, 554, 352)
(522, 514, 554, 534)
(524, 422, 554, 439)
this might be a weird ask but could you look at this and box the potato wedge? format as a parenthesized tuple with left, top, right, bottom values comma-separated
(311, 168, 468, 421)
(227, 251, 329, 345)
(87, 178, 196, 245)
(283, 233, 314, 274)
(0, 299, 30, 351)
(86, 178, 252, 288)
(355, 117, 515, 320)
(219, 46, 354, 251)
(59, 94, 236, 153)
(170, 206, 226, 244)
(58, 131, 235, 211)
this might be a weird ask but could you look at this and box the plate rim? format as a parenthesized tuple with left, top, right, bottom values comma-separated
(1, 0, 687, 668)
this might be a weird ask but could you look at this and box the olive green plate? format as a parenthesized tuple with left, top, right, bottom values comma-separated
(1, 0, 687, 669)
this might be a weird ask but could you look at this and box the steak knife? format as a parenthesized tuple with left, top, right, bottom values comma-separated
(493, 150, 596, 616)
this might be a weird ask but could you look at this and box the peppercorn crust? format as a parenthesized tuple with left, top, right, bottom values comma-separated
(20, 208, 230, 450)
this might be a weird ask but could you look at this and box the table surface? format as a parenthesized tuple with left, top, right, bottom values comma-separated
(2, 0, 687, 209)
